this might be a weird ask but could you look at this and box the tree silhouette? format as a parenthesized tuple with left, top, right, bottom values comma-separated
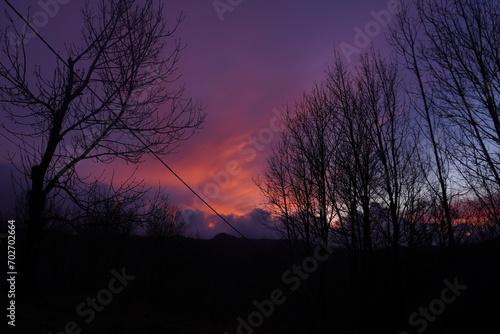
(145, 192, 184, 240)
(390, 0, 500, 245)
(0, 0, 205, 291)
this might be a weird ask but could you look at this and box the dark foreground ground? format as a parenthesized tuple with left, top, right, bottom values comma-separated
(2, 229, 499, 334)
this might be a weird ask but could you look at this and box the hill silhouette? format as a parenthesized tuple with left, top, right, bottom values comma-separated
(3, 227, 499, 333)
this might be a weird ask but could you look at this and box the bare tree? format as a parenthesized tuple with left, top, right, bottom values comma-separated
(325, 57, 380, 256)
(389, 1, 459, 249)
(259, 49, 435, 260)
(257, 82, 339, 259)
(0, 0, 205, 288)
(145, 192, 184, 240)
(428, 0, 500, 228)
(390, 0, 500, 247)
(257, 53, 427, 326)
(255, 136, 299, 261)
(77, 178, 146, 236)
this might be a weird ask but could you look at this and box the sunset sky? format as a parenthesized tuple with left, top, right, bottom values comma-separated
(0, 0, 397, 237)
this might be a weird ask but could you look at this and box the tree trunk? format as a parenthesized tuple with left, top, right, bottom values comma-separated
(22, 165, 46, 295)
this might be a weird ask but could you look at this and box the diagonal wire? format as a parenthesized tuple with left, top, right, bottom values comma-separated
(3, 0, 68, 66)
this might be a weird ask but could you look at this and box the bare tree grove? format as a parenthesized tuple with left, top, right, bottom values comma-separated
(259, 0, 499, 258)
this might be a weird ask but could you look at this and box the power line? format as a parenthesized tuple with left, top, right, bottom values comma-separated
(2, 0, 279, 261)
(3, 0, 67, 66)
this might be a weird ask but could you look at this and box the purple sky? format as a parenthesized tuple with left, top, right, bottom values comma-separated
(0, 0, 398, 237)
